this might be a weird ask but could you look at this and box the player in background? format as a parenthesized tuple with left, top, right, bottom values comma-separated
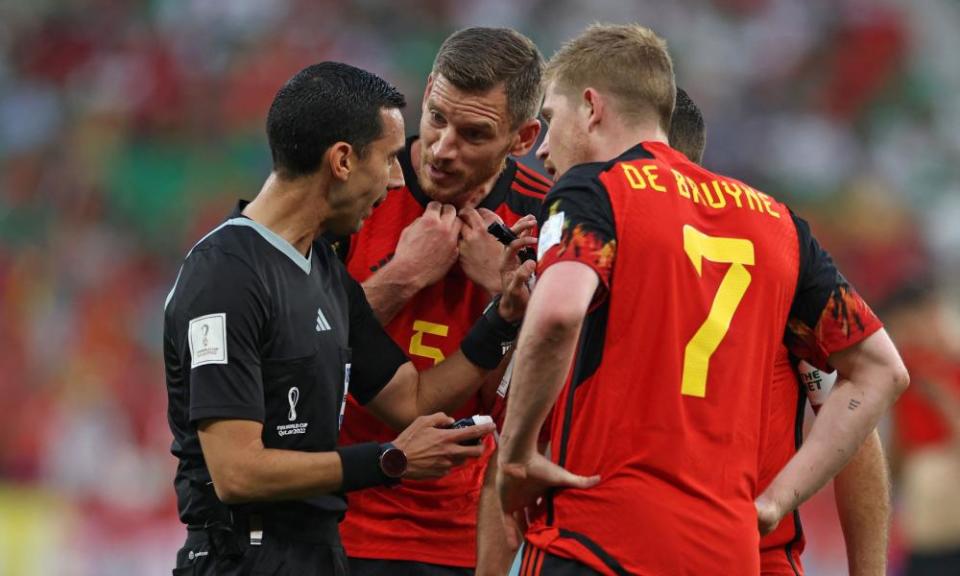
(497, 24, 907, 575)
(884, 277, 960, 576)
(670, 87, 891, 576)
(329, 27, 548, 576)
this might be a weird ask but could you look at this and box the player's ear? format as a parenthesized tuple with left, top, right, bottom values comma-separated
(583, 88, 604, 131)
(327, 142, 353, 182)
(509, 117, 542, 157)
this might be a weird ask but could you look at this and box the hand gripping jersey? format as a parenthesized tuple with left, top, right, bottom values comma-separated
(335, 137, 551, 567)
(525, 142, 882, 576)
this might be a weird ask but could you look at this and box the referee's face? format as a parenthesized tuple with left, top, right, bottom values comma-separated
(328, 108, 406, 235)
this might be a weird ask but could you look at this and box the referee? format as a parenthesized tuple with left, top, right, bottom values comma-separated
(164, 62, 528, 575)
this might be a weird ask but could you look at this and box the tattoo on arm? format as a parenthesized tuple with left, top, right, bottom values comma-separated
(848, 399, 861, 411)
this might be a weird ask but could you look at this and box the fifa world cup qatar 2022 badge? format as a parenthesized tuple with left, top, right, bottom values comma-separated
(277, 386, 308, 437)
(188, 313, 228, 368)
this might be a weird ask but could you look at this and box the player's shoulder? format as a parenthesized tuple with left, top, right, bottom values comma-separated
(510, 159, 552, 197)
(548, 159, 614, 202)
(554, 143, 658, 194)
(500, 159, 551, 219)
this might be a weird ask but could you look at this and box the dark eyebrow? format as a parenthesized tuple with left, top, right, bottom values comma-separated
(461, 121, 496, 134)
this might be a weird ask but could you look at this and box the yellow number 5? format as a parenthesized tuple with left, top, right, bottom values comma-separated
(409, 320, 448, 365)
(681, 225, 755, 398)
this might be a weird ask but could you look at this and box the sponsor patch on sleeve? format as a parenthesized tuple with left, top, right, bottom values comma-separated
(189, 313, 228, 368)
(538, 211, 564, 259)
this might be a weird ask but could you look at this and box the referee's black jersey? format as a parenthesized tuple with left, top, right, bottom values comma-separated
(164, 202, 408, 525)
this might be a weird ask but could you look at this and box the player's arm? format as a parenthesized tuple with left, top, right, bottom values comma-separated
(361, 238, 536, 431)
(834, 429, 890, 576)
(801, 363, 891, 576)
(361, 201, 461, 324)
(757, 214, 908, 532)
(758, 332, 906, 531)
(497, 261, 601, 526)
(477, 451, 520, 576)
(497, 171, 611, 523)
(499, 261, 594, 462)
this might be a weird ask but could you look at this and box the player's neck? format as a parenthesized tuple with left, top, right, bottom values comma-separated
(243, 172, 324, 257)
(592, 122, 668, 164)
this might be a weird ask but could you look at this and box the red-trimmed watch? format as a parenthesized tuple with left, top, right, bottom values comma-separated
(378, 443, 407, 481)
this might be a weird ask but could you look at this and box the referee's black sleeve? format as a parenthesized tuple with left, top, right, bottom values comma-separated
(345, 273, 408, 405)
(173, 247, 269, 424)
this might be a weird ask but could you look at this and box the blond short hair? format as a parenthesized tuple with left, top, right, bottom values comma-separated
(546, 23, 675, 132)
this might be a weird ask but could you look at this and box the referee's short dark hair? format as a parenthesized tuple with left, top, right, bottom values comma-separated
(669, 87, 706, 164)
(267, 62, 406, 180)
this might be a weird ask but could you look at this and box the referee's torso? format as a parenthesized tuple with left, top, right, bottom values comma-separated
(165, 203, 362, 525)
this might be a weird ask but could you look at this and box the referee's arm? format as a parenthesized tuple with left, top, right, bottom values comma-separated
(199, 419, 346, 503)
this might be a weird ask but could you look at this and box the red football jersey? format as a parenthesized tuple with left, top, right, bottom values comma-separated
(758, 347, 807, 576)
(894, 347, 960, 453)
(523, 141, 882, 575)
(336, 137, 550, 567)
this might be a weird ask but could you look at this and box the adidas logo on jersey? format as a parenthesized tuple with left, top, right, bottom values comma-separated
(315, 307, 331, 332)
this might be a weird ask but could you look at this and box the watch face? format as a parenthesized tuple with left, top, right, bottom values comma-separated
(380, 447, 407, 479)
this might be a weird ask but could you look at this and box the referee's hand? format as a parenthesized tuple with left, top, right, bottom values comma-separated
(393, 412, 495, 480)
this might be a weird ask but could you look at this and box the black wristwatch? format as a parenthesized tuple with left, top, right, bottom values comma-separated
(378, 443, 407, 482)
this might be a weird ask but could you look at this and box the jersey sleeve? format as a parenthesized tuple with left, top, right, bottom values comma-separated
(784, 212, 883, 370)
(344, 271, 409, 405)
(175, 248, 269, 424)
(536, 164, 617, 303)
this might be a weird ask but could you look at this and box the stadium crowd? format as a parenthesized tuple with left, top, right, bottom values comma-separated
(1, 0, 959, 574)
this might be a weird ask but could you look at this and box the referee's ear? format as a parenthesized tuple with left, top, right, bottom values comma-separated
(328, 141, 354, 182)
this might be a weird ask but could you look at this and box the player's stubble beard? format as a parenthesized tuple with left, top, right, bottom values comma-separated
(418, 141, 512, 209)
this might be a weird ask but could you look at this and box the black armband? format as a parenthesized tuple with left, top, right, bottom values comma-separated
(336, 442, 390, 492)
(460, 295, 520, 370)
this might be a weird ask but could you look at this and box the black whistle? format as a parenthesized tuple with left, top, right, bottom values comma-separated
(487, 222, 537, 264)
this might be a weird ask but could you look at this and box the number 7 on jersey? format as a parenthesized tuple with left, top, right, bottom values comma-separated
(681, 225, 755, 398)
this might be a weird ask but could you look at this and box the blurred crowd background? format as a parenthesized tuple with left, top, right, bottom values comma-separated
(1, 0, 959, 574)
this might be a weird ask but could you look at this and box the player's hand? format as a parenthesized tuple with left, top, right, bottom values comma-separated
(392, 202, 461, 290)
(393, 412, 495, 480)
(457, 207, 506, 295)
(496, 452, 599, 547)
(497, 215, 538, 324)
(755, 493, 784, 535)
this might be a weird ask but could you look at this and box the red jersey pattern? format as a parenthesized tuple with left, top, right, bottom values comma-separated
(758, 347, 807, 576)
(336, 137, 550, 567)
(526, 141, 881, 576)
